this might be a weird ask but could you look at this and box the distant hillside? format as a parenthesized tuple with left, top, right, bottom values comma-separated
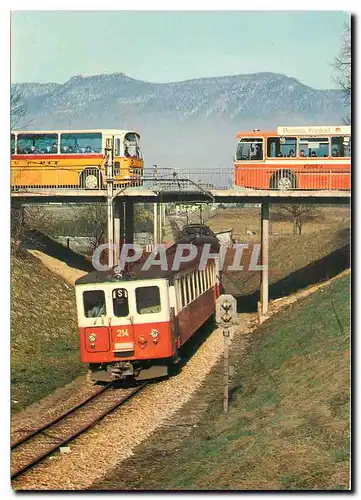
(14, 72, 348, 170)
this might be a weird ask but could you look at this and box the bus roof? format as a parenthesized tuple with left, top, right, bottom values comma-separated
(236, 125, 351, 139)
(12, 129, 140, 136)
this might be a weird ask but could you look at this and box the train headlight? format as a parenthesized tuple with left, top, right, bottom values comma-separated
(88, 334, 96, 342)
(138, 336, 147, 348)
(150, 329, 159, 344)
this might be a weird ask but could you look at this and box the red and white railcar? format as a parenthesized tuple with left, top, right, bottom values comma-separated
(75, 243, 221, 381)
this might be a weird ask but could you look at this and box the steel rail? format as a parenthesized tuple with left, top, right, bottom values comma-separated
(11, 383, 113, 449)
(11, 383, 147, 481)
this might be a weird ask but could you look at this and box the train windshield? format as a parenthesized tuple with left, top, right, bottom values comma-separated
(83, 290, 106, 318)
(112, 288, 129, 317)
(135, 286, 161, 314)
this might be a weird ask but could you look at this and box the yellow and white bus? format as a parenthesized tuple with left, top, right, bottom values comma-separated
(11, 129, 144, 189)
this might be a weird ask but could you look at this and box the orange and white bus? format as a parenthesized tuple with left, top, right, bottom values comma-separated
(234, 126, 351, 190)
(11, 129, 144, 189)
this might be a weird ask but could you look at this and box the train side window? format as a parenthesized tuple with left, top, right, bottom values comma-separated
(204, 267, 209, 289)
(267, 137, 297, 157)
(331, 136, 351, 157)
(189, 275, 194, 302)
(179, 279, 185, 309)
(193, 272, 198, 298)
(195, 271, 200, 297)
(136, 286, 161, 314)
(83, 290, 106, 318)
(179, 278, 184, 307)
(185, 277, 190, 305)
(197, 271, 202, 294)
(11, 134, 16, 154)
(112, 288, 129, 317)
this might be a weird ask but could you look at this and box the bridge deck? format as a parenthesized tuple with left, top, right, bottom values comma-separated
(11, 188, 350, 204)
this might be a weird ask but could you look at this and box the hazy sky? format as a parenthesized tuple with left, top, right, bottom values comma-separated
(11, 10, 349, 89)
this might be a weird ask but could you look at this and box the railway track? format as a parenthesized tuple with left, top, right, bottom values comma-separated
(11, 382, 147, 481)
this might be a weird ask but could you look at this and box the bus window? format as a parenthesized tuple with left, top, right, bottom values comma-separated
(114, 138, 121, 156)
(112, 288, 129, 317)
(124, 133, 141, 159)
(236, 138, 263, 161)
(267, 137, 297, 157)
(83, 290, 106, 318)
(11, 134, 15, 154)
(17, 133, 58, 154)
(299, 137, 329, 158)
(331, 136, 351, 157)
(136, 286, 161, 314)
(60, 132, 102, 154)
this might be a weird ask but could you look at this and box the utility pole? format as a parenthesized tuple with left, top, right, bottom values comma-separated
(153, 202, 158, 245)
(106, 137, 114, 268)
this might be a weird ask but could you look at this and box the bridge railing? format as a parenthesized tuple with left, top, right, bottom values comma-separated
(10, 165, 350, 192)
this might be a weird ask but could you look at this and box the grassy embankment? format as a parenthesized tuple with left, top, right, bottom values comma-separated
(11, 249, 87, 413)
(216, 207, 350, 303)
(100, 272, 350, 491)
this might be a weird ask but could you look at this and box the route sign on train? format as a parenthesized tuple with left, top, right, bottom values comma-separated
(216, 294, 238, 328)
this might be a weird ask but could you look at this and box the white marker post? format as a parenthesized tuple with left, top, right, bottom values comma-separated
(216, 294, 238, 413)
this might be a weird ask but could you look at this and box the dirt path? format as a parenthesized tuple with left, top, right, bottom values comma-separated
(27, 249, 87, 285)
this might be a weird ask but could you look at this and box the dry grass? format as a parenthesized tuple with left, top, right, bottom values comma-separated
(11, 249, 86, 413)
(100, 273, 350, 491)
(217, 207, 350, 302)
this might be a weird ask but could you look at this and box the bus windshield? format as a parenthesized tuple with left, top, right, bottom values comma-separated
(236, 138, 263, 161)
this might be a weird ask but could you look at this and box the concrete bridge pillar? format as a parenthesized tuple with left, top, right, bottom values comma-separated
(260, 203, 269, 319)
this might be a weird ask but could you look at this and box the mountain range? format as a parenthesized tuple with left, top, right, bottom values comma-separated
(13, 72, 348, 170)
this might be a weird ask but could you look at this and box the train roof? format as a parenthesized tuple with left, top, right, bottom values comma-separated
(75, 241, 219, 286)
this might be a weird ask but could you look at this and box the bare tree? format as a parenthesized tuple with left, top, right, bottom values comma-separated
(11, 85, 27, 130)
(11, 205, 57, 251)
(69, 205, 107, 255)
(333, 21, 351, 123)
(276, 205, 319, 236)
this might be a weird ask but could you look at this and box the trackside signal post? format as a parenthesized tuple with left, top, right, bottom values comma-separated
(216, 294, 238, 413)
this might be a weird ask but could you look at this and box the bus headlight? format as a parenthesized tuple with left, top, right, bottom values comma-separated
(88, 334, 96, 342)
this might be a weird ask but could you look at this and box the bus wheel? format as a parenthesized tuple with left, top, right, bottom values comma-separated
(80, 169, 100, 189)
(271, 170, 296, 190)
